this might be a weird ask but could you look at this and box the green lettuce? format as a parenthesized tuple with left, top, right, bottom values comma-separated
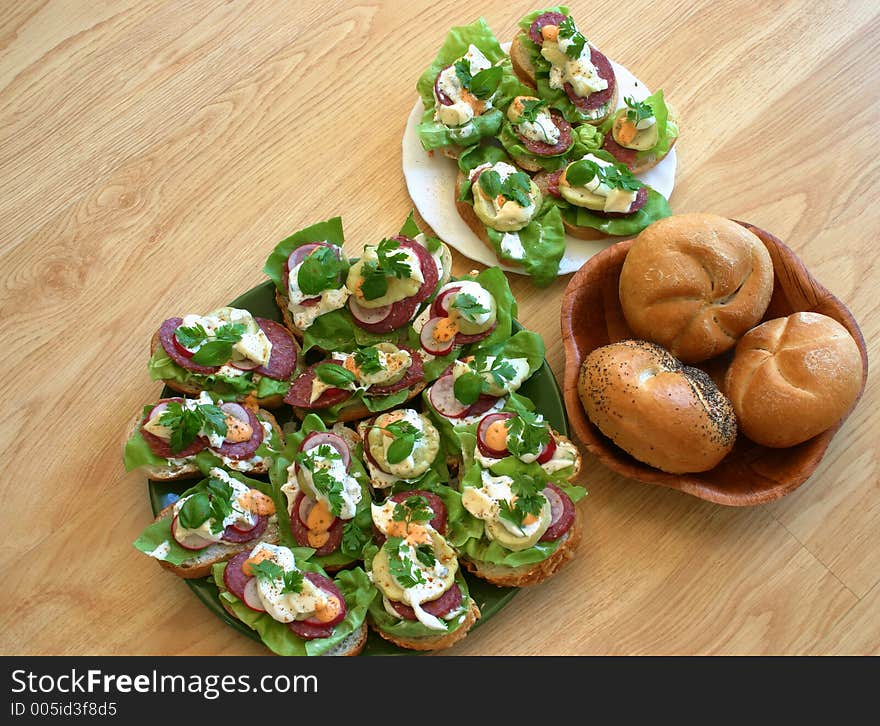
(386, 478, 483, 549)
(263, 217, 346, 295)
(268, 415, 373, 568)
(559, 186, 671, 236)
(599, 88, 677, 163)
(123, 405, 169, 471)
(499, 121, 604, 172)
(416, 18, 517, 152)
(214, 563, 375, 656)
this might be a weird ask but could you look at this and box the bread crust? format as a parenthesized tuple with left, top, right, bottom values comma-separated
(462, 508, 583, 587)
(370, 598, 480, 652)
(626, 135, 678, 175)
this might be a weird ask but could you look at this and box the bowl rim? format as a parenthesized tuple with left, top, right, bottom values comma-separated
(560, 220, 869, 506)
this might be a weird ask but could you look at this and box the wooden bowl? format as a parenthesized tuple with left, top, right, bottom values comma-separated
(560, 222, 869, 506)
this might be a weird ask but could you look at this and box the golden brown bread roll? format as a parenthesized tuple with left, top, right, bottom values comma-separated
(619, 214, 774, 363)
(578, 340, 737, 473)
(724, 312, 863, 447)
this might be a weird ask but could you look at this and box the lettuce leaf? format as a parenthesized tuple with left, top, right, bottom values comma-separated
(214, 564, 375, 656)
(263, 217, 346, 295)
(267, 415, 374, 568)
(499, 121, 605, 172)
(416, 18, 514, 152)
(559, 186, 671, 236)
(485, 205, 564, 287)
(123, 405, 168, 471)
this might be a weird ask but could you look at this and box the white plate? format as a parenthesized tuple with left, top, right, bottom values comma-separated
(402, 55, 677, 275)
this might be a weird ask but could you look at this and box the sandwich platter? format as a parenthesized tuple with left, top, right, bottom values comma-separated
(146, 280, 571, 655)
(402, 48, 677, 276)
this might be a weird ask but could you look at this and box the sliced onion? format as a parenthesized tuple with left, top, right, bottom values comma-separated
(430, 284, 462, 318)
(476, 412, 515, 459)
(434, 66, 454, 105)
(229, 354, 260, 371)
(220, 402, 250, 423)
(420, 316, 456, 356)
(536, 435, 557, 465)
(298, 493, 316, 526)
(349, 297, 392, 325)
(428, 374, 470, 418)
(242, 578, 266, 612)
(170, 514, 213, 551)
(299, 431, 351, 471)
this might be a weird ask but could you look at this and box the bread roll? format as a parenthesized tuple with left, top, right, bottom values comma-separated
(578, 340, 737, 473)
(724, 312, 863, 447)
(619, 214, 774, 363)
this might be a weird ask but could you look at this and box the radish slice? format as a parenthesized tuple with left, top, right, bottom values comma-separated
(299, 431, 351, 471)
(536, 435, 557, 465)
(242, 578, 266, 612)
(229, 355, 260, 371)
(349, 297, 392, 325)
(146, 401, 173, 424)
(172, 334, 196, 359)
(476, 412, 515, 459)
(298, 494, 316, 526)
(540, 483, 575, 542)
(170, 514, 213, 551)
(286, 242, 323, 271)
(420, 317, 456, 356)
(430, 284, 462, 318)
(428, 374, 470, 418)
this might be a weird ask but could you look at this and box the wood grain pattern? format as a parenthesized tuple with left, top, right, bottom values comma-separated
(0, 0, 877, 655)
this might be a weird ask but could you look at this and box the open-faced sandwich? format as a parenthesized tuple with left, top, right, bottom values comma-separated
(148, 305, 299, 408)
(133, 467, 280, 578)
(416, 18, 522, 159)
(535, 150, 671, 240)
(270, 415, 373, 571)
(455, 145, 565, 286)
(600, 91, 679, 174)
(365, 492, 480, 651)
(124, 392, 283, 480)
(511, 7, 617, 126)
(214, 542, 374, 656)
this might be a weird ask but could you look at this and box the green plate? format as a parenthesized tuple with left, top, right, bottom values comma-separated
(148, 280, 569, 655)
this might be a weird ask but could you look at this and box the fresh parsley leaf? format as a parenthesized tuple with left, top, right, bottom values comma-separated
(392, 495, 433, 530)
(452, 292, 490, 322)
(313, 444, 342, 461)
(453, 370, 483, 405)
(354, 347, 384, 375)
(314, 363, 356, 387)
(178, 491, 211, 530)
(625, 96, 654, 125)
(506, 411, 550, 458)
(558, 16, 587, 59)
(468, 66, 502, 99)
(384, 536, 425, 589)
(477, 357, 516, 386)
(499, 172, 533, 208)
(381, 421, 423, 465)
(359, 261, 389, 301)
(341, 520, 369, 557)
(518, 98, 547, 124)
(250, 559, 284, 581)
(205, 477, 234, 533)
(376, 238, 412, 279)
(453, 59, 471, 89)
(178, 476, 234, 533)
(415, 543, 436, 568)
(603, 164, 642, 192)
(174, 323, 207, 350)
(478, 169, 502, 199)
(183, 322, 247, 366)
(311, 466, 346, 517)
(158, 401, 227, 454)
(564, 159, 603, 188)
(498, 475, 546, 533)
(297, 245, 342, 296)
(281, 569, 304, 594)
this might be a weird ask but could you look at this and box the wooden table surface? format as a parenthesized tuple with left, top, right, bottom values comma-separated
(1, 0, 877, 656)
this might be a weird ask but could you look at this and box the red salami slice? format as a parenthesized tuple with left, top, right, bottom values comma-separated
(565, 47, 616, 112)
(602, 131, 639, 169)
(289, 492, 345, 557)
(366, 348, 424, 397)
(516, 110, 573, 157)
(158, 317, 220, 375)
(254, 317, 297, 380)
(350, 295, 419, 334)
(223, 551, 253, 600)
(528, 11, 567, 44)
(392, 236, 439, 305)
(465, 394, 501, 418)
(211, 404, 263, 460)
(283, 363, 353, 409)
(221, 513, 268, 543)
(534, 169, 565, 199)
(287, 573, 347, 640)
(140, 400, 208, 459)
(540, 483, 575, 541)
(455, 321, 497, 345)
(389, 583, 463, 621)
(603, 186, 648, 217)
(390, 490, 448, 535)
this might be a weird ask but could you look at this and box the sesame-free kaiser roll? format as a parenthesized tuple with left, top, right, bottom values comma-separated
(619, 214, 774, 363)
(724, 312, 863, 448)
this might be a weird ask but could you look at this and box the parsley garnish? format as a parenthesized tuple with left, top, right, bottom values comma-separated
(624, 96, 654, 126)
(565, 159, 642, 192)
(354, 347, 384, 375)
(452, 292, 490, 322)
(453, 59, 502, 100)
(341, 520, 369, 557)
(297, 245, 342, 296)
(379, 421, 423, 465)
(158, 400, 227, 454)
(518, 98, 547, 124)
(506, 411, 550, 458)
(392, 495, 433, 531)
(314, 363, 356, 387)
(384, 536, 426, 589)
(178, 476, 234, 534)
(557, 16, 587, 58)
(250, 560, 303, 594)
(359, 239, 413, 301)
(453, 358, 517, 405)
(477, 169, 533, 208)
(174, 322, 246, 366)
(452, 370, 484, 406)
(603, 165, 642, 192)
(482, 357, 517, 386)
(415, 544, 436, 568)
(359, 262, 388, 301)
(498, 475, 546, 534)
(297, 445, 345, 516)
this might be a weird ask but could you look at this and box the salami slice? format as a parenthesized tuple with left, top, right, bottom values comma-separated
(392, 236, 439, 305)
(140, 400, 207, 459)
(211, 405, 263, 460)
(158, 317, 220, 375)
(535, 169, 565, 199)
(254, 317, 298, 380)
(516, 111, 573, 157)
(289, 492, 345, 557)
(389, 583, 463, 621)
(602, 131, 639, 169)
(390, 490, 448, 535)
(283, 363, 353, 409)
(350, 295, 419, 334)
(455, 321, 497, 345)
(603, 186, 648, 217)
(539, 483, 576, 541)
(565, 47, 616, 112)
(221, 513, 268, 543)
(287, 573, 347, 640)
(366, 348, 424, 396)
(223, 551, 253, 600)
(465, 394, 502, 418)
(527, 11, 567, 44)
